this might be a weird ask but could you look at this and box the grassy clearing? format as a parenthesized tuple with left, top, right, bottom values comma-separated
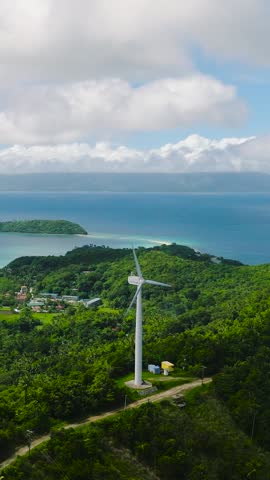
(0, 310, 60, 324)
(34, 313, 60, 324)
(149, 377, 194, 392)
(117, 370, 194, 392)
(0, 311, 19, 322)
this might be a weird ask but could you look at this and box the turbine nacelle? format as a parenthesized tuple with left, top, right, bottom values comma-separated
(126, 250, 171, 317)
(128, 275, 142, 286)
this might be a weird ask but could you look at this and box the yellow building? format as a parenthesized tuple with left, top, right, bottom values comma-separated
(161, 361, 174, 372)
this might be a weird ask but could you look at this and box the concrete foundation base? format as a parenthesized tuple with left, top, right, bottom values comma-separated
(125, 379, 152, 390)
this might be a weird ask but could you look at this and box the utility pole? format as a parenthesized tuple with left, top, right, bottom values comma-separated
(251, 410, 258, 440)
(25, 429, 34, 455)
(201, 365, 206, 384)
(249, 394, 260, 441)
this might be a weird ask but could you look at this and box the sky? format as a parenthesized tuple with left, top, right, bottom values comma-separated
(0, 0, 270, 173)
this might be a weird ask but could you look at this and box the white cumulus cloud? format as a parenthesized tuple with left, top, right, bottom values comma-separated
(0, 0, 268, 85)
(0, 1, 267, 151)
(0, 76, 245, 144)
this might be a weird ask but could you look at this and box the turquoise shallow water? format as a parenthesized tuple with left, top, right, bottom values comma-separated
(0, 192, 270, 266)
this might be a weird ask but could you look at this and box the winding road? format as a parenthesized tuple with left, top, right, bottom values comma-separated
(0, 377, 212, 472)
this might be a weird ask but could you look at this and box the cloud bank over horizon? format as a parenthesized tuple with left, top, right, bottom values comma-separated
(2, 134, 270, 174)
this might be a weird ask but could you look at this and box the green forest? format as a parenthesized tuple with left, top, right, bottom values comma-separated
(1, 243, 270, 478)
(0, 220, 87, 235)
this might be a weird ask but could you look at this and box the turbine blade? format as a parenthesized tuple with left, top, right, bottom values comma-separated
(125, 284, 142, 316)
(145, 279, 171, 288)
(133, 248, 142, 277)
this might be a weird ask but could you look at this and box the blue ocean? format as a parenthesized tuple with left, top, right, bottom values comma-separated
(0, 192, 269, 267)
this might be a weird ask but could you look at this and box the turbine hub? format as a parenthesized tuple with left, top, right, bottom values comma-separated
(128, 275, 143, 286)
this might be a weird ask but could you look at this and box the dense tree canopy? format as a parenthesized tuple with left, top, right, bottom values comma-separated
(1, 243, 270, 478)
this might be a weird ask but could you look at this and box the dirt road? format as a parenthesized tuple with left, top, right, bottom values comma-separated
(0, 377, 211, 471)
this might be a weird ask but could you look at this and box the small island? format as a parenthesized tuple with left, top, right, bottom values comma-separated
(0, 219, 88, 235)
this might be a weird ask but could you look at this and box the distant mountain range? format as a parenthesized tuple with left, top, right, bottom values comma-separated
(1, 172, 270, 192)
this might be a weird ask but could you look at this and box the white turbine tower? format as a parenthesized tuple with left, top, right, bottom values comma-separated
(127, 249, 171, 387)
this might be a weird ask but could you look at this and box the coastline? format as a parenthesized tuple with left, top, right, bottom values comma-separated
(0, 231, 175, 268)
(0, 192, 269, 266)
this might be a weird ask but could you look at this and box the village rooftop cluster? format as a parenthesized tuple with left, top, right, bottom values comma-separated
(14, 285, 101, 313)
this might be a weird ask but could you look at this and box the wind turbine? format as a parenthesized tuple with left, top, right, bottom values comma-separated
(127, 249, 171, 387)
